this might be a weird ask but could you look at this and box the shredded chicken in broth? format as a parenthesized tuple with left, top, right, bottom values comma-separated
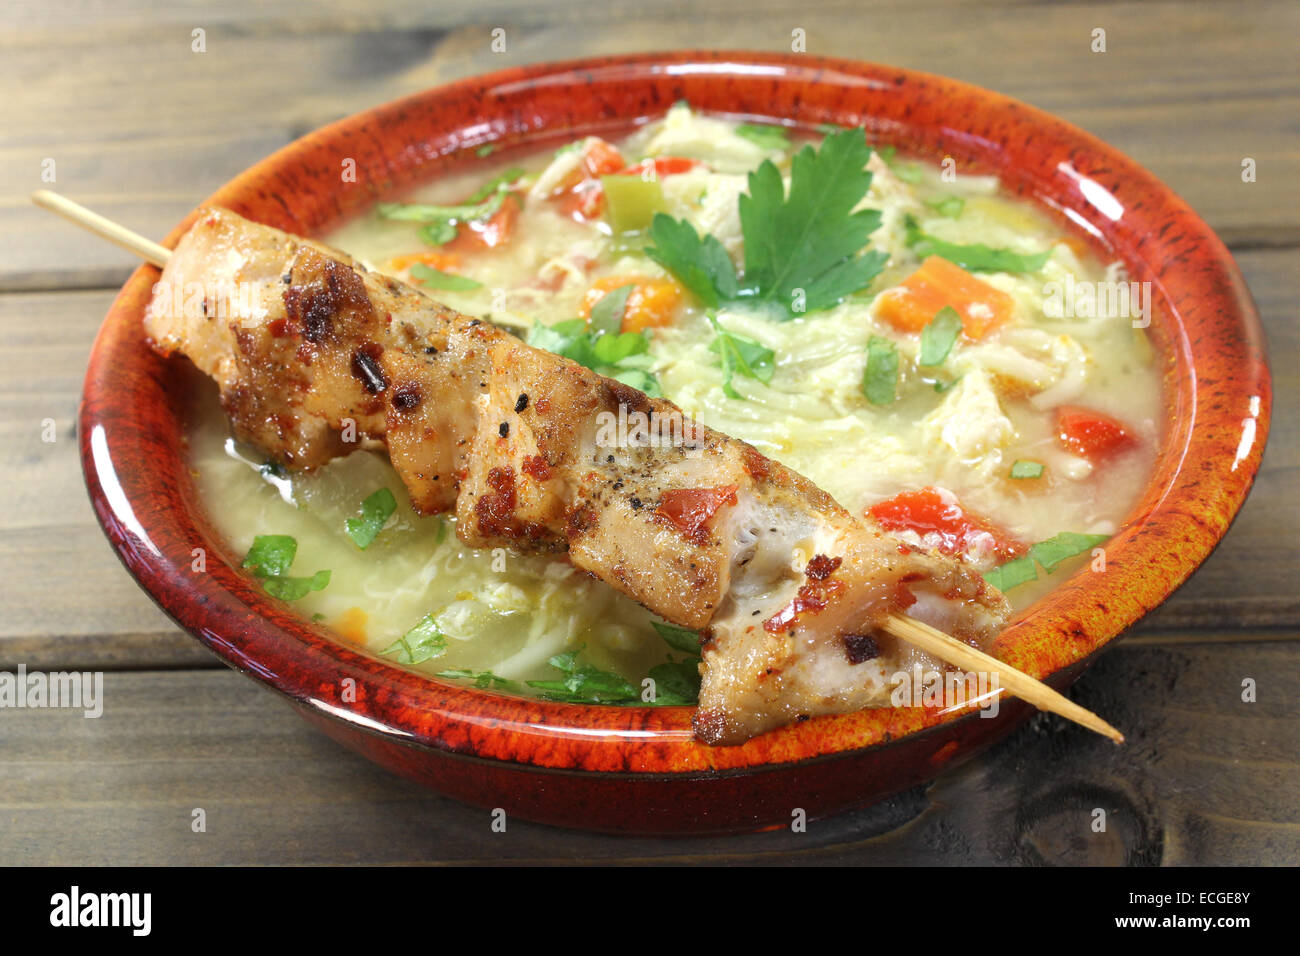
(190, 104, 1160, 708)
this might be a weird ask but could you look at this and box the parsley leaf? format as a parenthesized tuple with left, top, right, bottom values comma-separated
(735, 123, 791, 151)
(241, 535, 330, 601)
(863, 335, 899, 405)
(242, 535, 296, 577)
(982, 531, 1111, 590)
(1031, 532, 1110, 573)
(262, 570, 330, 601)
(651, 621, 703, 655)
(707, 315, 775, 398)
(644, 214, 738, 308)
(378, 169, 520, 247)
(983, 555, 1038, 591)
(383, 613, 447, 664)
(646, 660, 700, 704)
(410, 264, 482, 291)
(739, 127, 888, 315)
(525, 646, 640, 704)
(345, 487, 397, 549)
(588, 284, 635, 335)
(918, 306, 963, 366)
(436, 668, 518, 690)
(527, 319, 662, 396)
(645, 127, 887, 318)
(903, 214, 1051, 273)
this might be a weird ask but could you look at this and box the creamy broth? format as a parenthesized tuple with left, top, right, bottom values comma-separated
(191, 105, 1161, 698)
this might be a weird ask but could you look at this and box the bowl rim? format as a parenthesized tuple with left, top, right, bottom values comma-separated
(80, 50, 1272, 775)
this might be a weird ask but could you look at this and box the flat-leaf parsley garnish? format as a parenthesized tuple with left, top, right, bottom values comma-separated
(646, 127, 888, 318)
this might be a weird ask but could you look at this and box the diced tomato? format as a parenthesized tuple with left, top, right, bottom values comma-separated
(446, 192, 522, 251)
(876, 256, 1014, 339)
(560, 181, 606, 221)
(580, 139, 626, 178)
(867, 487, 1026, 562)
(1055, 405, 1136, 461)
(614, 157, 702, 179)
(547, 138, 626, 222)
(580, 275, 684, 332)
(655, 485, 739, 542)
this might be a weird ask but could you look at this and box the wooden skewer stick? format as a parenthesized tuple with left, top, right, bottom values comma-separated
(882, 614, 1123, 743)
(33, 190, 1123, 744)
(32, 190, 172, 268)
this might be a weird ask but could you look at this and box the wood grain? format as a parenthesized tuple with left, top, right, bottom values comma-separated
(0, 639, 1293, 865)
(1, 0, 1296, 863)
(2, 0, 1297, 290)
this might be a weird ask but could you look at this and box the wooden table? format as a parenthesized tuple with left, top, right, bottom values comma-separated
(2, 0, 1296, 865)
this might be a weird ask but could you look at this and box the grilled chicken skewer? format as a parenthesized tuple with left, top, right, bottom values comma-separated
(36, 192, 1123, 745)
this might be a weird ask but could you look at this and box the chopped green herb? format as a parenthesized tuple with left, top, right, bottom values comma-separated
(933, 375, 962, 393)
(646, 660, 700, 705)
(475, 144, 495, 158)
(436, 668, 517, 690)
(982, 530, 1111, 590)
(1030, 532, 1110, 573)
(410, 263, 483, 291)
(262, 570, 331, 601)
(525, 646, 640, 704)
(644, 214, 738, 308)
(418, 220, 458, 245)
(983, 555, 1039, 591)
(242, 534, 297, 578)
(435, 517, 449, 544)
(1010, 460, 1045, 480)
(918, 306, 963, 366)
(651, 621, 703, 655)
(735, 122, 791, 150)
(904, 214, 1051, 273)
(345, 487, 397, 549)
(863, 335, 899, 405)
(377, 189, 507, 226)
(241, 535, 330, 601)
(383, 613, 448, 664)
(645, 127, 888, 318)
(708, 315, 775, 399)
(925, 195, 965, 219)
(588, 284, 636, 335)
(378, 173, 519, 248)
(526, 319, 662, 396)
(468, 167, 525, 203)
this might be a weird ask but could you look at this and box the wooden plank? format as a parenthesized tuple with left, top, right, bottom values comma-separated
(0, 638, 1293, 864)
(4, 0, 1298, 289)
(0, 244, 1294, 668)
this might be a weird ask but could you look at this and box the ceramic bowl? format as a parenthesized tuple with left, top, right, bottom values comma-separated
(80, 52, 1271, 834)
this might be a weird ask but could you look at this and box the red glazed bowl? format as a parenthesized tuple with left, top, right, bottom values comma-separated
(80, 52, 1270, 834)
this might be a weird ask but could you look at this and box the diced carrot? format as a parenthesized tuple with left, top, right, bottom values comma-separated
(876, 256, 1015, 339)
(387, 250, 461, 273)
(867, 486, 1026, 562)
(614, 157, 702, 178)
(336, 606, 368, 644)
(1055, 405, 1136, 461)
(580, 276, 684, 332)
(581, 139, 626, 178)
(561, 182, 606, 222)
(446, 192, 522, 251)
